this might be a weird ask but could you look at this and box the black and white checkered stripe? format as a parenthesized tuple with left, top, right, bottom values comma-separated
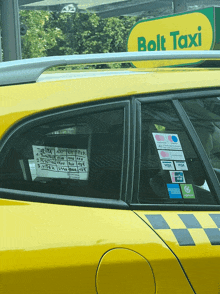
(145, 214, 220, 246)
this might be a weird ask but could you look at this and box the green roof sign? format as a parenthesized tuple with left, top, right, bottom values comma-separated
(127, 7, 219, 67)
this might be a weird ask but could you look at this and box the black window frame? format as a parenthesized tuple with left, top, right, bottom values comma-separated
(2, 88, 220, 211)
(0, 99, 130, 210)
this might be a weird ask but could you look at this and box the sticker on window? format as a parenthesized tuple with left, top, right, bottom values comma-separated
(32, 145, 89, 180)
(153, 133, 182, 150)
(167, 184, 182, 199)
(28, 159, 37, 180)
(174, 161, 188, 171)
(158, 150, 185, 161)
(161, 160, 175, 170)
(180, 184, 195, 199)
(170, 171, 185, 183)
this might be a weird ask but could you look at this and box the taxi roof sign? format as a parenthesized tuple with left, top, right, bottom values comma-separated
(127, 7, 220, 68)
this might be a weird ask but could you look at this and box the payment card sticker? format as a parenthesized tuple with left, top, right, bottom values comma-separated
(161, 160, 175, 170)
(174, 161, 188, 171)
(33, 145, 89, 180)
(158, 150, 185, 161)
(167, 184, 182, 199)
(180, 184, 195, 199)
(170, 171, 185, 183)
(153, 133, 182, 150)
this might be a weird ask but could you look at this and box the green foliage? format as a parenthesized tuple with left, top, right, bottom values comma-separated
(154, 124, 166, 132)
(20, 10, 137, 68)
(20, 10, 62, 58)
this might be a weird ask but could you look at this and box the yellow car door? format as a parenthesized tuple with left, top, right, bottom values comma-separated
(130, 95, 220, 294)
(135, 210, 220, 294)
(0, 199, 195, 294)
(0, 95, 194, 294)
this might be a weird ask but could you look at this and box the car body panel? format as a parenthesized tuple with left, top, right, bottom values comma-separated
(2, 57, 220, 293)
(96, 248, 156, 294)
(135, 210, 220, 294)
(0, 198, 194, 294)
(0, 68, 220, 139)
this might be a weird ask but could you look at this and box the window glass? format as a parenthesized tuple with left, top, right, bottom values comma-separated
(137, 102, 216, 205)
(181, 97, 220, 188)
(0, 108, 124, 200)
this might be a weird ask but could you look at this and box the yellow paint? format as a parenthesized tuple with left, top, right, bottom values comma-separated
(0, 199, 29, 206)
(127, 13, 213, 67)
(1, 69, 220, 139)
(136, 211, 220, 294)
(96, 248, 155, 294)
(0, 199, 194, 293)
(188, 228, 210, 245)
(0, 66, 219, 293)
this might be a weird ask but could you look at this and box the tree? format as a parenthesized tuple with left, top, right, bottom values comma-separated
(20, 10, 62, 58)
(46, 12, 137, 68)
(20, 10, 138, 68)
(45, 12, 137, 56)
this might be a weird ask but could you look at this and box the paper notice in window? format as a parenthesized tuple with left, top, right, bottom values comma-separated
(153, 133, 182, 150)
(33, 145, 89, 180)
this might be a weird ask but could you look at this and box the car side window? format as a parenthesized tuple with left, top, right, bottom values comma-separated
(0, 107, 125, 200)
(137, 101, 217, 205)
(181, 97, 220, 185)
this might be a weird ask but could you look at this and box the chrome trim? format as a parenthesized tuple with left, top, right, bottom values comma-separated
(1, 50, 220, 86)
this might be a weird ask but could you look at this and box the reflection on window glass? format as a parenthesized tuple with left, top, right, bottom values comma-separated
(137, 102, 216, 205)
(182, 97, 220, 188)
(0, 109, 124, 200)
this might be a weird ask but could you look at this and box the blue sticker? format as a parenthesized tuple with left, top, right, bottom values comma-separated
(171, 135, 178, 143)
(170, 171, 185, 183)
(167, 184, 182, 199)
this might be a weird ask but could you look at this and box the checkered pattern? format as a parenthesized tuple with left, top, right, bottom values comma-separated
(145, 214, 220, 246)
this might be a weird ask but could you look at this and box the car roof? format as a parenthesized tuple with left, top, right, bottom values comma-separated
(0, 66, 220, 140)
(1, 50, 220, 140)
(1, 50, 220, 86)
(36, 70, 148, 82)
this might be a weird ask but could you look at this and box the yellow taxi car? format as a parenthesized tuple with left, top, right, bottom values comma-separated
(1, 50, 220, 294)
